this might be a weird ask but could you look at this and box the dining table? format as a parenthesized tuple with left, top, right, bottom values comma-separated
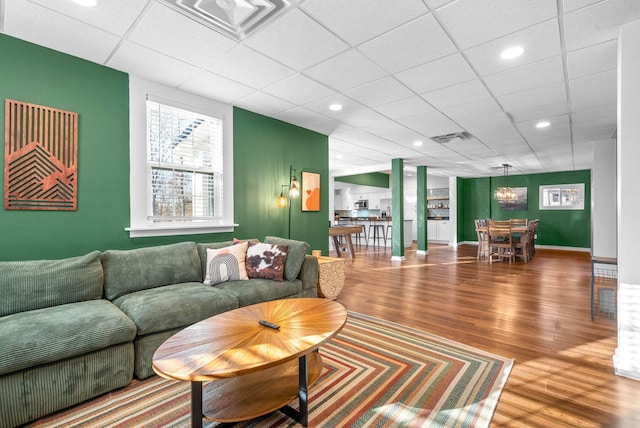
(328, 225, 363, 259)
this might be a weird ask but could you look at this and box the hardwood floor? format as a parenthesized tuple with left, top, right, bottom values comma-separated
(332, 242, 640, 427)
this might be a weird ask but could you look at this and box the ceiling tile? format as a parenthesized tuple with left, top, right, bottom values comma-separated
(303, 49, 388, 91)
(179, 71, 255, 104)
(395, 53, 476, 93)
(563, 0, 603, 13)
(442, 98, 504, 121)
(234, 91, 296, 116)
(108, 41, 200, 87)
(498, 81, 567, 112)
(456, 112, 517, 137)
(571, 92, 616, 113)
(359, 14, 457, 73)
(463, 19, 561, 76)
(566, 40, 617, 80)
(128, 2, 237, 68)
(563, 0, 640, 51)
(435, 0, 557, 49)
(421, 79, 493, 110)
(507, 101, 569, 123)
(273, 107, 330, 126)
(26, 0, 149, 36)
(301, 0, 428, 45)
(4, 1, 121, 64)
(205, 45, 296, 89)
(569, 69, 616, 100)
(263, 74, 335, 105)
(344, 77, 415, 107)
(398, 111, 463, 137)
(483, 56, 565, 97)
(244, 9, 348, 70)
(373, 96, 436, 120)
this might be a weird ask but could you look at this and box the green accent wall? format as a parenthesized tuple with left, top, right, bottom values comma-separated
(335, 172, 389, 188)
(0, 34, 329, 260)
(458, 170, 591, 248)
(232, 108, 329, 254)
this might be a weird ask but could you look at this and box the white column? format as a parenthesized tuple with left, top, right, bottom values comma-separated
(614, 19, 640, 381)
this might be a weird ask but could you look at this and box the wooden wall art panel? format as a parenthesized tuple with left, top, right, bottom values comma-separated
(4, 99, 78, 210)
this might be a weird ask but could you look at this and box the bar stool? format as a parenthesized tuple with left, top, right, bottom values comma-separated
(350, 218, 366, 247)
(368, 217, 386, 247)
(385, 217, 392, 242)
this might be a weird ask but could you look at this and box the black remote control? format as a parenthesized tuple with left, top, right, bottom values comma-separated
(259, 319, 280, 329)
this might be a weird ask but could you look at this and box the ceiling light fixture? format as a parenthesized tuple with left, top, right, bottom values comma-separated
(72, 0, 98, 6)
(536, 121, 551, 128)
(329, 103, 343, 112)
(501, 46, 524, 60)
(494, 164, 518, 203)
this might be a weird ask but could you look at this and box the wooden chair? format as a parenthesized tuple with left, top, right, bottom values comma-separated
(514, 222, 535, 262)
(474, 219, 489, 259)
(488, 224, 515, 263)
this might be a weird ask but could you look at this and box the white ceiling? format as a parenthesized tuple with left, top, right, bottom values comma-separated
(1, 0, 634, 178)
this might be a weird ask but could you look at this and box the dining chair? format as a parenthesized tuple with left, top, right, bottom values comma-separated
(474, 219, 489, 259)
(488, 224, 515, 263)
(513, 222, 535, 262)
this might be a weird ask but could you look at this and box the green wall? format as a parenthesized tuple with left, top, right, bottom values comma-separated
(232, 108, 329, 254)
(0, 34, 329, 260)
(458, 169, 591, 248)
(335, 172, 389, 188)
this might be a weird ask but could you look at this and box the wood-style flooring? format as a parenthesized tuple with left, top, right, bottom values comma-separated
(332, 242, 640, 427)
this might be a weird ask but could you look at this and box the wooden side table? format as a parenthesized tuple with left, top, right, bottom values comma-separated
(316, 256, 345, 300)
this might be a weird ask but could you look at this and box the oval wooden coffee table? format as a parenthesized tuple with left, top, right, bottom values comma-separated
(152, 298, 347, 428)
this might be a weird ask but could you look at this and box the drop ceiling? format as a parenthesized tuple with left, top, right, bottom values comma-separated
(1, 0, 634, 178)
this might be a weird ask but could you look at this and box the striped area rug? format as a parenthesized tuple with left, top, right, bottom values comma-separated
(29, 312, 513, 428)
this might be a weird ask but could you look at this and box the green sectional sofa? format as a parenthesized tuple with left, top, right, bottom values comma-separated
(0, 237, 318, 428)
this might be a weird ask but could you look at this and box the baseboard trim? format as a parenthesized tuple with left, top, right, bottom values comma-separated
(457, 241, 590, 252)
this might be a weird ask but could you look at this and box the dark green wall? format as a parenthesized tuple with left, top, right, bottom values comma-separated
(335, 172, 389, 188)
(0, 34, 329, 260)
(458, 169, 591, 248)
(232, 108, 329, 254)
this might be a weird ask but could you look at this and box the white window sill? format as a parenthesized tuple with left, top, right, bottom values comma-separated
(126, 223, 238, 238)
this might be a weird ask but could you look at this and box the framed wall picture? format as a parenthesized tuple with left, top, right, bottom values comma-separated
(301, 171, 320, 211)
(499, 187, 528, 211)
(539, 183, 585, 210)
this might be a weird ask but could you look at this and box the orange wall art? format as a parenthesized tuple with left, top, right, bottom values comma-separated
(301, 171, 320, 211)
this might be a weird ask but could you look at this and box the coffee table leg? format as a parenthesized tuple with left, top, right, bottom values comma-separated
(191, 381, 203, 428)
(299, 354, 308, 426)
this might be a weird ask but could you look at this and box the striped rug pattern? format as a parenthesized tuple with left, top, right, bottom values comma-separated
(29, 312, 513, 428)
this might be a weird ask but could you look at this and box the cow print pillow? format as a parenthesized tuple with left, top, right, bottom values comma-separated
(246, 242, 288, 282)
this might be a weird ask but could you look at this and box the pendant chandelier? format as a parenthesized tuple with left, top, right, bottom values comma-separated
(494, 164, 518, 202)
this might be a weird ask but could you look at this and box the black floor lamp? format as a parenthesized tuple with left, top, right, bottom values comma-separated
(277, 165, 299, 238)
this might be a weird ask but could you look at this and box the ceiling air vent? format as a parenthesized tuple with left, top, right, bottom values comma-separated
(161, 0, 295, 41)
(430, 131, 472, 145)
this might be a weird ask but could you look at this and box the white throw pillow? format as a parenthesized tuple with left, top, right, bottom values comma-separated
(203, 242, 249, 285)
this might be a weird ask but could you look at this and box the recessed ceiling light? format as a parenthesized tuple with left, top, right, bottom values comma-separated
(329, 103, 343, 112)
(413, 140, 423, 147)
(73, 0, 98, 6)
(501, 46, 524, 60)
(536, 121, 551, 128)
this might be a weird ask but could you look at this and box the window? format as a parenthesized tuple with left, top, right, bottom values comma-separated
(146, 101, 222, 223)
(127, 77, 235, 237)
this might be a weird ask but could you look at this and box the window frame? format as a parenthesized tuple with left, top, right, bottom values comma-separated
(127, 76, 235, 238)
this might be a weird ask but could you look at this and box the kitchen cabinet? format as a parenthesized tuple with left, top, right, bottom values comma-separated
(428, 220, 450, 243)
